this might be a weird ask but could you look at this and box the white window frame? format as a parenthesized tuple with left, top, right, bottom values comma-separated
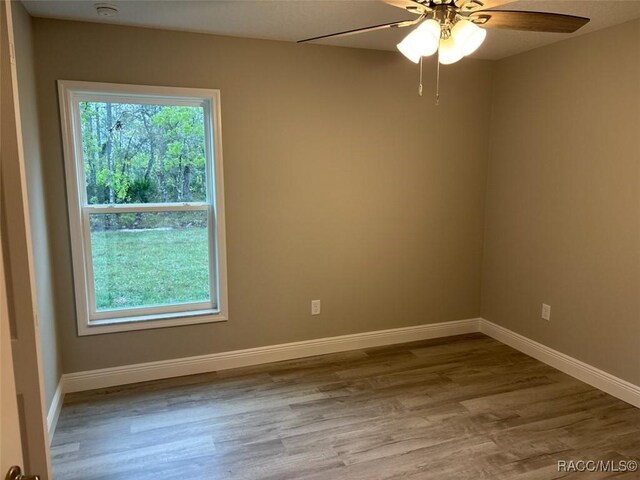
(58, 80, 228, 336)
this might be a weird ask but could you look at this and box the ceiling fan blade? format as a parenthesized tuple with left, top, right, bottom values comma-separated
(470, 10, 590, 33)
(456, 0, 515, 11)
(297, 18, 421, 43)
(382, 0, 430, 14)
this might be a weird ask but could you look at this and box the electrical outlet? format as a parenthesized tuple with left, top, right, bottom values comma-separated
(311, 300, 321, 315)
(541, 303, 551, 321)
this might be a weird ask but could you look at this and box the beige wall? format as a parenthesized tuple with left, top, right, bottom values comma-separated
(483, 19, 640, 385)
(18, 12, 640, 390)
(12, 1, 62, 411)
(32, 19, 492, 373)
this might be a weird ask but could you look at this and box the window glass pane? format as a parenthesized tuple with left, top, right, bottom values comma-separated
(90, 211, 211, 312)
(79, 101, 207, 204)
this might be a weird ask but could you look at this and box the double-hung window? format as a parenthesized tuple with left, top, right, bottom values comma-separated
(59, 81, 227, 335)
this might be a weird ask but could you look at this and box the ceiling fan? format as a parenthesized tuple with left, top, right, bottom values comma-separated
(298, 0, 590, 100)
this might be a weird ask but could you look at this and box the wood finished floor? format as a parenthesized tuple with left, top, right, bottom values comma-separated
(52, 333, 640, 479)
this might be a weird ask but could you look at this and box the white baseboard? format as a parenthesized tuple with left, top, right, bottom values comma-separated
(47, 379, 64, 444)
(62, 318, 481, 394)
(480, 319, 640, 409)
(48, 316, 639, 441)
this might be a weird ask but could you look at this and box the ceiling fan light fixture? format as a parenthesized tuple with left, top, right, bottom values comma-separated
(296, 2, 590, 99)
(397, 19, 440, 63)
(451, 19, 486, 56)
(438, 36, 464, 65)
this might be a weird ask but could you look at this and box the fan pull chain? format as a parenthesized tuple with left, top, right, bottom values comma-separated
(418, 57, 423, 97)
(435, 38, 441, 105)
(435, 58, 441, 105)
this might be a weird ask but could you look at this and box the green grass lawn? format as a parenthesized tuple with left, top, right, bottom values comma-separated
(91, 227, 211, 311)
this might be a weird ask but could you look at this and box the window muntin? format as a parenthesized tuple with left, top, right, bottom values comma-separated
(59, 82, 227, 335)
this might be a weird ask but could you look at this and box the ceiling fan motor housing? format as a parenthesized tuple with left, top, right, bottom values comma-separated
(433, 5, 459, 35)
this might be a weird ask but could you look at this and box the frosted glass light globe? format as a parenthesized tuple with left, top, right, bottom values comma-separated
(451, 19, 487, 56)
(397, 19, 441, 63)
(438, 36, 464, 65)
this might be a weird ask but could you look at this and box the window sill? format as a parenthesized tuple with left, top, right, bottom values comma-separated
(78, 309, 227, 336)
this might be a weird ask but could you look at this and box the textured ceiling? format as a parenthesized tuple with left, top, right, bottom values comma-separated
(22, 0, 640, 60)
